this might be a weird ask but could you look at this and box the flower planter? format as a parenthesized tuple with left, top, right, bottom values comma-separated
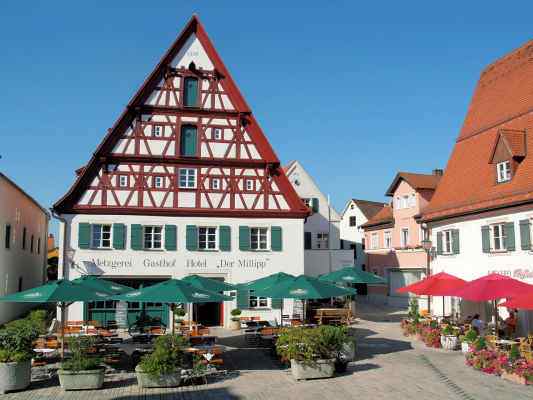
(290, 359, 335, 380)
(58, 368, 105, 390)
(461, 342, 471, 354)
(0, 361, 31, 394)
(334, 359, 348, 373)
(440, 335, 459, 351)
(502, 371, 531, 385)
(229, 320, 241, 331)
(135, 365, 181, 388)
(340, 339, 357, 361)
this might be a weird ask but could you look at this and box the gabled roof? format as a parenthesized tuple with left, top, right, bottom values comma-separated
(349, 199, 387, 220)
(422, 39, 533, 222)
(0, 172, 50, 217)
(385, 172, 441, 196)
(360, 205, 393, 229)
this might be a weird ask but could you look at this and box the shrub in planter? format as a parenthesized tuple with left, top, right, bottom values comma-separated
(136, 334, 188, 388)
(460, 328, 478, 353)
(440, 325, 460, 351)
(58, 336, 104, 390)
(174, 308, 186, 324)
(0, 317, 40, 394)
(465, 348, 505, 375)
(502, 358, 533, 385)
(230, 309, 242, 330)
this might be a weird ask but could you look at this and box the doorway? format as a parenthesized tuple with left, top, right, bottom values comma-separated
(195, 302, 222, 326)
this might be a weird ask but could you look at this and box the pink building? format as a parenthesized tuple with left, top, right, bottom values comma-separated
(360, 171, 441, 306)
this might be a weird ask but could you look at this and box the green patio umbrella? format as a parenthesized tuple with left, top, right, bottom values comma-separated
(0, 279, 111, 358)
(72, 275, 134, 295)
(182, 275, 236, 292)
(113, 279, 233, 334)
(319, 266, 386, 285)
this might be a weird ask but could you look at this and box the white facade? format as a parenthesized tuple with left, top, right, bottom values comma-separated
(0, 173, 49, 324)
(285, 161, 353, 276)
(58, 213, 304, 327)
(428, 204, 533, 334)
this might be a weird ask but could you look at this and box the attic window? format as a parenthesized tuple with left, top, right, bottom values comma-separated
(496, 161, 511, 183)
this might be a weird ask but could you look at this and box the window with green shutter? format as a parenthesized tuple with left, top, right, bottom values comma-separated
(239, 226, 250, 251)
(113, 224, 126, 250)
(165, 225, 177, 251)
(271, 226, 282, 251)
(219, 226, 231, 251)
(236, 289, 249, 310)
(505, 222, 516, 251)
(186, 225, 198, 251)
(183, 77, 198, 107)
(180, 125, 197, 157)
(481, 225, 490, 253)
(436, 232, 443, 255)
(520, 219, 531, 250)
(452, 229, 460, 254)
(312, 198, 319, 213)
(131, 224, 143, 250)
(78, 223, 91, 249)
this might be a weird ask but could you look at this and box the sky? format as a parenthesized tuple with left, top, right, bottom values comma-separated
(1, 1, 533, 237)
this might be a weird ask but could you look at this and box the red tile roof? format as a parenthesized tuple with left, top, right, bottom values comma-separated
(422, 39, 533, 222)
(351, 199, 388, 220)
(385, 172, 441, 196)
(360, 205, 393, 228)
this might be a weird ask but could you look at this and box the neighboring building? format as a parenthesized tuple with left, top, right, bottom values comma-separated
(361, 171, 441, 306)
(47, 234, 59, 280)
(52, 16, 309, 328)
(0, 172, 49, 324)
(421, 39, 533, 333)
(284, 161, 354, 276)
(340, 199, 387, 270)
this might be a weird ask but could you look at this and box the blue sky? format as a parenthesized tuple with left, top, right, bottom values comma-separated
(1, 1, 533, 237)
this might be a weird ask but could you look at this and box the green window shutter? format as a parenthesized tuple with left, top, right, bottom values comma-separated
(183, 77, 198, 107)
(312, 198, 319, 213)
(219, 226, 231, 251)
(304, 232, 312, 250)
(165, 225, 177, 251)
(436, 232, 443, 255)
(271, 298, 282, 309)
(271, 226, 283, 251)
(239, 226, 250, 251)
(180, 125, 197, 157)
(186, 225, 198, 251)
(520, 219, 531, 250)
(506, 222, 516, 251)
(481, 225, 490, 253)
(237, 289, 249, 310)
(78, 223, 91, 249)
(452, 229, 460, 254)
(131, 224, 143, 250)
(113, 224, 126, 250)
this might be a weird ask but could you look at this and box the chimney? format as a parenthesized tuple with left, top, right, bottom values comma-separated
(432, 169, 443, 176)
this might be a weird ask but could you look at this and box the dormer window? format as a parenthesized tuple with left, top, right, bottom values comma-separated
(496, 161, 511, 183)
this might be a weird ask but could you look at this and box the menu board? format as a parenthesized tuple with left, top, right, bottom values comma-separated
(115, 301, 128, 328)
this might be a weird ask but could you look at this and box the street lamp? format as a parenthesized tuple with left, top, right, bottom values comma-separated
(421, 232, 432, 315)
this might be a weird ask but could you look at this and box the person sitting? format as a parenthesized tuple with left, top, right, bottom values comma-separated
(504, 311, 518, 338)
(471, 314, 485, 334)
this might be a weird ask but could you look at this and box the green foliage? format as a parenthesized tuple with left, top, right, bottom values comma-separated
(407, 299, 420, 323)
(276, 326, 348, 366)
(174, 308, 186, 318)
(61, 336, 101, 372)
(26, 309, 48, 335)
(441, 325, 453, 336)
(230, 308, 242, 321)
(474, 336, 487, 351)
(509, 344, 521, 361)
(138, 334, 188, 377)
(0, 316, 41, 363)
(463, 329, 478, 344)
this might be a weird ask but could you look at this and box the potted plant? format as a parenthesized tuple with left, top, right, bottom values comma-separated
(276, 326, 346, 380)
(230, 309, 242, 330)
(460, 328, 478, 353)
(58, 336, 104, 390)
(174, 307, 186, 327)
(440, 325, 460, 350)
(135, 334, 187, 388)
(0, 318, 40, 394)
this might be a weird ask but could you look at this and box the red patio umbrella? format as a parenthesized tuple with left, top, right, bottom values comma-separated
(396, 272, 466, 317)
(500, 292, 533, 310)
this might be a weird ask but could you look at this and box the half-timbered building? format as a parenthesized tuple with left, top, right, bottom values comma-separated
(53, 16, 308, 328)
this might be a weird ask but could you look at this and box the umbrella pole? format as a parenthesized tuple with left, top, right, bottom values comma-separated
(170, 304, 175, 335)
(60, 302, 65, 360)
(494, 299, 498, 338)
(443, 296, 445, 319)
(280, 300, 283, 327)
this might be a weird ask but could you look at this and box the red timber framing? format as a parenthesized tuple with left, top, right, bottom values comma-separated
(54, 15, 308, 219)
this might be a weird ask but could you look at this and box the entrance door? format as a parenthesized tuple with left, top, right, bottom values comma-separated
(193, 276, 225, 327)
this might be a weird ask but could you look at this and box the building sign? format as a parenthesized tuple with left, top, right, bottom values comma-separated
(488, 268, 533, 281)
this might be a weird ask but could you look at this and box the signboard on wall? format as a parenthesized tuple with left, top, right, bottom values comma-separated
(488, 268, 533, 282)
(115, 301, 128, 328)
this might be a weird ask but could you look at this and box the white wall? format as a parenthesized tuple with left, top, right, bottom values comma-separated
(340, 201, 369, 269)
(0, 174, 48, 324)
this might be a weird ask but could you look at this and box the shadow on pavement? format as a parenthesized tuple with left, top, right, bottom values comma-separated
(113, 387, 240, 399)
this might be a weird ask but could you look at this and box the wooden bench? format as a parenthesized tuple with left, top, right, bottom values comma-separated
(315, 308, 351, 325)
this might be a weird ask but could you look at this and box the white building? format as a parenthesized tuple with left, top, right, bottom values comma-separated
(0, 172, 49, 324)
(53, 16, 309, 329)
(340, 199, 387, 270)
(422, 38, 533, 334)
(284, 161, 353, 276)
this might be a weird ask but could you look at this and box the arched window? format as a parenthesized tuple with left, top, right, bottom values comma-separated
(183, 77, 198, 107)
(180, 125, 197, 157)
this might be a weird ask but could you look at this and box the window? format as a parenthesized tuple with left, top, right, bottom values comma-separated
(443, 230, 453, 254)
(4, 225, 10, 249)
(91, 224, 112, 249)
(402, 195, 409, 209)
(250, 227, 268, 250)
(371, 233, 379, 249)
(152, 125, 163, 137)
(497, 161, 512, 183)
(213, 128, 222, 140)
(211, 178, 220, 190)
(384, 231, 392, 249)
(302, 198, 312, 208)
(119, 175, 128, 188)
(144, 226, 162, 250)
(30, 235, 34, 253)
(183, 77, 198, 107)
(18, 277, 23, 292)
(349, 216, 356, 227)
(153, 176, 164, 188)
(249, 291, 268, 308)
(37, 237, 41, 254)
(198, 227, 217, 250)
(179, 168, 197, 189)
(245, 179, 254, 191)
(316, 233, 329, 249)
(395, 197, 400, 209)
(401, 228, 409, 248)
(410, 194, 416, 207)
(22, 227, 26, 250)
(491, 223, 507, 251)
(180, 125, 198, 157)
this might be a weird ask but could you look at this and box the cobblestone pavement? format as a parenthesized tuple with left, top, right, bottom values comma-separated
(3, 303, 532, 399)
